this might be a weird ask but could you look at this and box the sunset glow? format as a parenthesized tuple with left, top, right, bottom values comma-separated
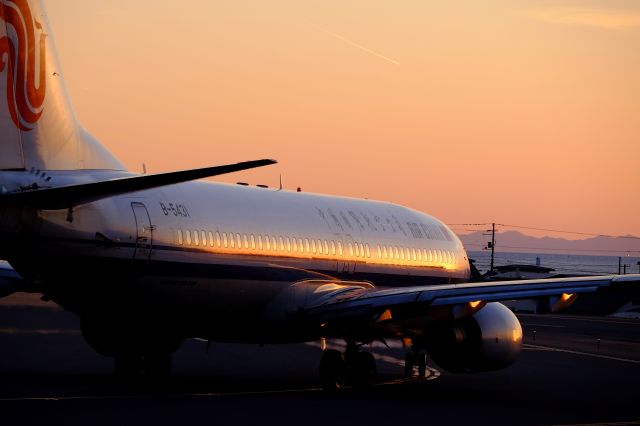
(45, 0, 640, 238)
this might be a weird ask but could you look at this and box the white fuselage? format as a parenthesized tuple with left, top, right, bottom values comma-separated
(0, 170, 471, 342)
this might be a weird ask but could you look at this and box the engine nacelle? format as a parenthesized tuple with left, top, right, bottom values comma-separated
(425, 302, 522, 373)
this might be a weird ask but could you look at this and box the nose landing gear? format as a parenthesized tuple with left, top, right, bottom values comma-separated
(404, 345, 427, 378)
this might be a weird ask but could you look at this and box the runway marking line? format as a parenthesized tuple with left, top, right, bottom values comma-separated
(523, 344, 640, 364)
(518, 314, 640, 326)
(520, 323, 567, 328)
(0, 328, 80, 335)
(551, 420, 640, 426)
(0, 374, 436, 403)
(0, 387, 323, 403)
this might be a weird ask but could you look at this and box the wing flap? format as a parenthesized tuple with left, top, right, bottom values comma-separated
(303, 274, 640, 326)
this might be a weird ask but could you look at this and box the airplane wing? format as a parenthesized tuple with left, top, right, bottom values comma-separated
(0, 159, 276, 210)
(299, 274, 640, 335)
(0, 260, 27, 298)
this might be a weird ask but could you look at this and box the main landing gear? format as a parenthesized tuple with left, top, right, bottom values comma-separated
(80, 314, 183, 381)
(114, 351, 173, 379)
(318, 341, 376, 391)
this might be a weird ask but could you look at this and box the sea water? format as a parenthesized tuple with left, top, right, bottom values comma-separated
(468, 250, 640, 276)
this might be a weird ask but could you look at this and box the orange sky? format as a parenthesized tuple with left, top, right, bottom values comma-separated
(45, 0, 640, 239)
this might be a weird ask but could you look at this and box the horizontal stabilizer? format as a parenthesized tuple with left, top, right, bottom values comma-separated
(0, 159, 277, 209)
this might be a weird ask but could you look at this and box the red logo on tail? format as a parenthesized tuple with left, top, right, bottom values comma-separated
(0, 0, 46, 131)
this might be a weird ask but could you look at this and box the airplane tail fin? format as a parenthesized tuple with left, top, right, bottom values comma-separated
(0, 0, 124, 171)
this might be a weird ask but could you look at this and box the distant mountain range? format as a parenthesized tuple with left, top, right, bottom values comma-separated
(457, 230, 640, 257)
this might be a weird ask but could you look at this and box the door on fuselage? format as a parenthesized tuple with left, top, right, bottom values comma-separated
(131, 202, 153, 265)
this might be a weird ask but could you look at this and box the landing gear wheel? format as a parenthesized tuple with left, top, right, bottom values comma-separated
(319, 349, 346, 392)
(352, 351, 376, 389)
(404, 352, 414, 377)
(143, 353, 172, 378)
(415, 353, 427, 377)
(114, 353, 143, 379)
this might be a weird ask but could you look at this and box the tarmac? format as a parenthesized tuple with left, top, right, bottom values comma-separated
(0, 293, 638, 426)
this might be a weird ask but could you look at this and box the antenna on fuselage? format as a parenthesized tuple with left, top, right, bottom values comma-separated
(142, 163, 147, 174)
(279, 174, 283, 191)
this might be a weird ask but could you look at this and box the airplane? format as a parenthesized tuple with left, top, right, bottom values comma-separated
(0, 0, 638, 391)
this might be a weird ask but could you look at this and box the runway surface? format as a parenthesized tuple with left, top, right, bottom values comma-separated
(0, 294, 638, 426)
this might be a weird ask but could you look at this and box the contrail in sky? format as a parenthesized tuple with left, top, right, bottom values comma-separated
(314, 26, 400, 65)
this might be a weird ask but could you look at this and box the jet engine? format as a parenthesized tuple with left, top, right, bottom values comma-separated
(425, 302, 522, 373)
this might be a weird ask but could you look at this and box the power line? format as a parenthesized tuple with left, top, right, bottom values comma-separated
(446, 223, 640, 240)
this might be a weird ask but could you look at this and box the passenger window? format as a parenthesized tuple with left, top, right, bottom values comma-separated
(331, 241, 336, 255)
(202, 231, 207, 246)
(348, 243, 354, 257)
(222, 232, 228, 248)
(417, 248, 422, 262)
(304, 239, 310, 253)
(271, 237, 277, 251)
(311, 239, 317, 254)
(451, 252, 456, 264)
(266, 236, 271, 250)
(394, 247, 399, 260)
(323, 240, 329, 255)
(243, 234, 249, 249)
(186, 230, 192, 245)
(337, 241, 343, 256)
(382, 246, 387, 259)
(279, 237, 284, 251)
(354, 243, 359, 257)
(236, 234, 242, 249)
(298, 238, 304, 252)
(177, 229, 183, 245)
(377, 245, 382, 259)
(286, 237, 291, 252)
(250, 234, 256, 249)
(193, 230, 199, 246)
(400, 247, 404, 260)
(215, 232, 221, 247)
(365, 244, 370, 258)
(292, 238, 298, 252)
(230, 233, 235, 248)
(208, 231, 214, 247)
